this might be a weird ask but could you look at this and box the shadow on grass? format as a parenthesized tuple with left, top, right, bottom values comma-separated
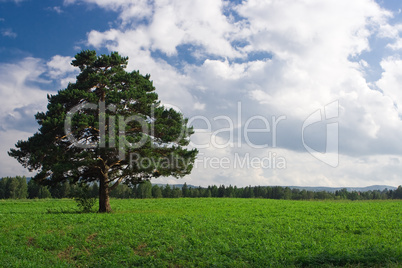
(295, 247, 401, 267)
(45, 208, 97, 214)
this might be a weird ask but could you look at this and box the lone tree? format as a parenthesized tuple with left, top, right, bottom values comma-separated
(9, 50, 198, 212)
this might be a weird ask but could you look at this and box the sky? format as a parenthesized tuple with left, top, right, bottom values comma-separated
(1, 0, 402, 188)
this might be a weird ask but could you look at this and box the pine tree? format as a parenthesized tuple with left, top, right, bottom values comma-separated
(152, 184, 163, 198)
(9, 50, 198, 212)
(182, 182, 189, 197)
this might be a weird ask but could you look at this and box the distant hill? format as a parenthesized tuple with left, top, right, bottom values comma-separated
(277, 185, 397, 193)
(154, 183, 397, 192)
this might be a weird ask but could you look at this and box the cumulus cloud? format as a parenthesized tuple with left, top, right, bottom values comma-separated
(0, 55, 79, 133)
(0, 130, 35, 177)
(0, 56, 79, 177)
(0, 57, 49, 129)
(56, 0, 402, 187)
(78, 0, 240, 58)
(0, 58, 50, 177)
(376, 56, 402, 112)
(46, 55, 79, 88)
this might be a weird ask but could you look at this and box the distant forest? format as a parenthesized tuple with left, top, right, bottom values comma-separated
(0, 176, 401, 201)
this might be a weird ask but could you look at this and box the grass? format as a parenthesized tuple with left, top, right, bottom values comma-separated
(0, 198, 401, 267)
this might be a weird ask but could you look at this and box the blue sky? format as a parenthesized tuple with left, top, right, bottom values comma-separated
(1, 0, 402, 187)
(0, 0, 112, 61)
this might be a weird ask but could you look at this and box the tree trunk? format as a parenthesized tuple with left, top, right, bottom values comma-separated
(99, 175, 112, 213)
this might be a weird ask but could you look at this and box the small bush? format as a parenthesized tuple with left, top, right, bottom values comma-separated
(71, 184, 96, 213)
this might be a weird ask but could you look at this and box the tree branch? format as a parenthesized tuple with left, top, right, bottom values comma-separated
(110, 160, 121, 168)
(109, 176, 125, 191)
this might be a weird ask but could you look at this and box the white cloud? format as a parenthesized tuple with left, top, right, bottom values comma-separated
(376, 56, 402, 113)
(46, 55, 79, 87)
(235, 0, 389, 58)
(0, 58, 50, 176)
(0, 56, 78, 131)
(1, 28, 17, 38)
(0, 130, 36, 177)
(0, 56, 79, 177)
(381, 23, 402, 50)
(193, 102, 205, 111)
(0, 58, 49, 122)
(173, 147, 402, 188)
(78, 0, 240, 58)
(46, 6, 63, 14)
(64, 0, 154, 24)
(387, 38, 402, 50)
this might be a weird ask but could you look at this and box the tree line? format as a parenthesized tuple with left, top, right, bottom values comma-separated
(1, 177, 401, 200)
(0, 176, 94, 199)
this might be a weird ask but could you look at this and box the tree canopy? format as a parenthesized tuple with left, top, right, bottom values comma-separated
(9, 50, 198, 212)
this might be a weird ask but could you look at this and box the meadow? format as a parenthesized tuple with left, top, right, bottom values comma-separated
(0, 198, 401, 267)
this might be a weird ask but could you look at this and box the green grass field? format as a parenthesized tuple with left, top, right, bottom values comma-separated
(0, 198, 401, 267)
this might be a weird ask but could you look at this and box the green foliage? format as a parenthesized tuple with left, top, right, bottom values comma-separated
(0, 176, 28, 199)
(38, 186, 52, 199)
(394, 185, 402, 199)
(171, 186, 182, 198)
(162, 184, 172, 198)
(50, 182, 70, 198)
(0, 199, 400, 267)
(70, 184, 96, 213)
(28, 179, 53, 199)
(27, 179, 40, 199)
(135, 180, 152, 199)
(151, 184, 162, 198)
(109, 183, 132, 198)
(182, 182, 189, 197)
